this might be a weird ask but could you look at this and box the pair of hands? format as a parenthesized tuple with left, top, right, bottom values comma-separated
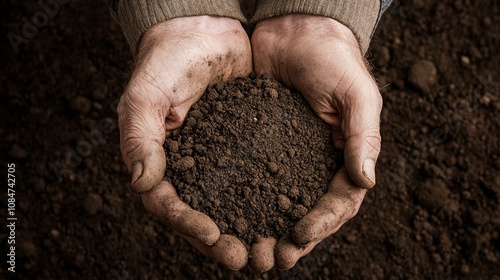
(117, 15, 382, 271)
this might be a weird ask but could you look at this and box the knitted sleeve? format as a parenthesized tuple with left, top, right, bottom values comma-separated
(105, 0, 246, 53)
(252, 0, 393, 53)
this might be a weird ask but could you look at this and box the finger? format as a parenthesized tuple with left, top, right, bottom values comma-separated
(275, 233, 319, 270)
(249, 236, 277, 272)
(291, 168, 366, 245)
(141, 180, 220, 245)
(118, 89, 168, 193)
(340, 72, 382, 189)
(181, 233, 248, 271)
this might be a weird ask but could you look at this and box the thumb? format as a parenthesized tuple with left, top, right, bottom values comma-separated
(117, 90, 168, 193)
(341, 77, 382, 189)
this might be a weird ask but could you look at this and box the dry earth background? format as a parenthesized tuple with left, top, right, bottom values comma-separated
(1, 0, 499, 279)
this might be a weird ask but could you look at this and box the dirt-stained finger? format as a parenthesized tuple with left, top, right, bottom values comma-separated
(141, 180, 220, 245)
(275, 233, 319, 270)
(249, 236, 277, 272)
(341, 81, 382, 190)
(182, 233, 249, 271)
(118, 92, 167, 193)
(291, 168, 366, 245)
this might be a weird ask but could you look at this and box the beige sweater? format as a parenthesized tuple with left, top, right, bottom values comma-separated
(109, 0, 381, 54)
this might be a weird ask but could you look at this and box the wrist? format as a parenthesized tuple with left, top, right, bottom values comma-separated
(255, 14, 353, 37)
(253, 15, 362, 58)
(251, 0, 380, 53)
(116, 0, 246, 54)
(140, 16, 244, 54)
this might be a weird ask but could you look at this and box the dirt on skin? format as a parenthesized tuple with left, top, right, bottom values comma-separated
(1, 0, 499, 279)
(164, 75, 342, 247)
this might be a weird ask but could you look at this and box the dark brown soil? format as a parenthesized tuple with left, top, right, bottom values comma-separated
(164, 76, 341, 247)
(1, 0, 499, 279)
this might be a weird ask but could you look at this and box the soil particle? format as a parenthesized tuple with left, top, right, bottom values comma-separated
(235, 217, 248, 234)
(289, 186, 300, 199)
(91, 85, 108, 101)
(408, 60, 437, 92)
(69, 95, 92, 114)
(165, 75, 342, 246)
(375, 45, 391, 66)
(172, 156, 195, 171)
(415, 178, 451, 213)
(267, 162, 279, 174)
(267, 88, 279, 99)
(83, 193, 104, 215)
(20, 241, 38, 259)
(9, 143, 28, 159)
(277, 195, 291, 211)
(166, 139, 179, 153)
(291, 205, 309, 219)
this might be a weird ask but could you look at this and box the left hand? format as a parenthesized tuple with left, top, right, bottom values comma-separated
(117, 16, 252, 270)
(249, 14, 382, 271)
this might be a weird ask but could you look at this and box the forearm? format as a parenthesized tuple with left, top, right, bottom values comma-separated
(252, 0, 393, 54)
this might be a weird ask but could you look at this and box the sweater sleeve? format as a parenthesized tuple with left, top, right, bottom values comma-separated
(252, 0, 392, 54)
(105, 0, 247, 53)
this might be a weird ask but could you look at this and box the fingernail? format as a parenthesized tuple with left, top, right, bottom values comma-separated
(131, 162, 143, 187)
(362, 159, 376, 186)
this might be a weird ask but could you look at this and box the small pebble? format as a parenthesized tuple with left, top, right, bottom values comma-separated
(207, 90, 219, 100)
(235, 217, 248, 234)
(234, 91, 244, 99)
(291, 205, 308, 219)
(144, 225, 157, 238)
(376, 46, 391, 66)
(9, 144, 28, 159)
(277, 195, 291, 211)
(92, 85, 108, 100)
(268, 88, 279, 98)
(168, 235, 176, 246)
(173, 156, 195, 171)
(288, 186, 300, 199)
(69, 96, 92, 114)
(460, 263, 470, 274)
(182, 195, 191, 203)
(190, 110, 203, 118)
(460, 55, 470, 65)
(166, 140, 179, 153)
(345, 234, 357, 243)
(408, 60, 437, 92)
(83, 193, 103, 215)
(268, 162, 279, 173)
(186, 117, 196, 126)
(50, 229, 60, 238)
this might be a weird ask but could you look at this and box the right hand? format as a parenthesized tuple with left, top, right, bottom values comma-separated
(249, 14, 382, 271)
(117, 16, 252, 270)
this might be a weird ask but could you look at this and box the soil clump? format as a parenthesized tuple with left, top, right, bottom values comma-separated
(165, 75, 342, 246)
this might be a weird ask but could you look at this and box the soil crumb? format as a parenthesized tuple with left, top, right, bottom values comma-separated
(165, 75, 342, 247)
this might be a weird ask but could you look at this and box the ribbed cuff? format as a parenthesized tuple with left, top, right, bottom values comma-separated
(252, 0, 381, 53)
(117, 0, 247, 54)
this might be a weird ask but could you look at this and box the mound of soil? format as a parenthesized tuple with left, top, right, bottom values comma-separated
(164, 76, 342, 246)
